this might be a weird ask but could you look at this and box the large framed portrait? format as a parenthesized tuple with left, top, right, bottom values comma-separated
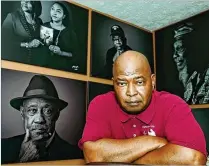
(91, 11, 154, 79)
(1, 69, 87, 164)
(88, 82, 114, 105)
(1, 0, 88, 74)
(192, 108, 209, 154)
(155, 11, 209, 105)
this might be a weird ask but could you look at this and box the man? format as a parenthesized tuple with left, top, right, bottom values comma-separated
(101, 25, 132, 79)
(2, 75, 83, 164)
(173, 23, 209, 104)
(79, 51, 207, 164)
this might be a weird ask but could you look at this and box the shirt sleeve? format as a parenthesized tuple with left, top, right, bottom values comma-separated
(165, 101, 207, 157)
(78, 95, 111, 149)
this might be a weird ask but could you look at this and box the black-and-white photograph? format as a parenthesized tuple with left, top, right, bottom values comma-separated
(192, 108, 209, 154)
(1, 69, 87, 164)
(88, 82, 114, 105)
(91, 12, 154, 79)
(1, 0, 88, 74)
(155, 11, 209, 105)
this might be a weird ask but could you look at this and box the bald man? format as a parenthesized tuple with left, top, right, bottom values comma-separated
(79, 51, 207, 164)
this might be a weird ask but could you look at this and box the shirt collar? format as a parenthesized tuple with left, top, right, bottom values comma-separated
(119, 91, 156, 124)
(46, 131, 55, 148)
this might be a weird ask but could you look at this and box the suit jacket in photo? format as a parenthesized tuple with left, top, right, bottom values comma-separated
(1, 132, 83, 164)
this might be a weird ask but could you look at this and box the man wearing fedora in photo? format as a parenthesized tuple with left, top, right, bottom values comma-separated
(1, 75, 83, 164)
(101, 25, 132, 79)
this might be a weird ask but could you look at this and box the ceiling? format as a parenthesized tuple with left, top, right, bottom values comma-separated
(72, 0, 209, 32)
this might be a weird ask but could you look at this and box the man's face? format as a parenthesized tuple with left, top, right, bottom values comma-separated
(112, 35, 123, 49)
(20, 98, 60, 141)
(113, 56, 155, 113)
(173, 39, 187, 71)
(21, 0, 33, 13)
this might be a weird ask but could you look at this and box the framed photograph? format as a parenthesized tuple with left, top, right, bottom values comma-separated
(88, 82, 114, 105)
(192, 108, 209, 154)
(155, 11, 209, 105)
(1, 0, 88, 74)
(91, 11, 154, 79)
(1, 69, 87, 164)
(40, 25, 54, 46)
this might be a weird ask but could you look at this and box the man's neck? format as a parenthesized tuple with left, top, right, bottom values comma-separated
(46, 131, 55, 148)
(178, 66, 189, 87)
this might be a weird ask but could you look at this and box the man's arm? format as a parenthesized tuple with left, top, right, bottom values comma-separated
(133, 101, 207, 165)
(83, 136, 167, 163)
(134, 143, 206, 165)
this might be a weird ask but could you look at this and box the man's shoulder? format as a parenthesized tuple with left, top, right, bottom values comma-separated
(107, 47, 116, 54)
(91, 91, 116, 104)
(1, 134, 24, 155)
(54, 134, 75, 147)
(52, 134, 83, 158)
(154, 90, 187, 106)
(153, 90, 191, 119)
(89, 91, 118, 114)
(2, 134, 25, 143)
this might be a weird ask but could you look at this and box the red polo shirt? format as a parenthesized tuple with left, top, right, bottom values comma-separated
(79, 90, 207, 156)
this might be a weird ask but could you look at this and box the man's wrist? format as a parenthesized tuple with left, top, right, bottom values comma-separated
(154, 137, 168, 148)
(58, 51, 63, 56)
(20, 42, 30, 48)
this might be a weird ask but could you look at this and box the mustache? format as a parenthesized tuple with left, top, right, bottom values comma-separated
(30, 125, 48, 130)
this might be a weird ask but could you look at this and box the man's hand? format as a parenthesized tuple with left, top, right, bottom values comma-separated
(19, 129, 42, 162)
(49, 45, 62, 55)
(28, 39, 43, 48)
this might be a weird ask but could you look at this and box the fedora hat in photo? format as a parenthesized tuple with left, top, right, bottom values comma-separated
(10, 75, 68, 111)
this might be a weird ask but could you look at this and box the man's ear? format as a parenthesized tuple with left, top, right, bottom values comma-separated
(151, 74, 156, 90)
(20, 106, 24, 120)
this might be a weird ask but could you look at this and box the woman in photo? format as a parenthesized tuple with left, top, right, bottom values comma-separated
(42, 2, 79, 58)
(2, 0, 44, 65)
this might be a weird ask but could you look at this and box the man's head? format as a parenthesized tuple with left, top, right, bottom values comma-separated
(112, 51, 155, 114)
(110, 25, 126, 50)
(20, 98, 59, 141)
(10, 75, 68, 142)
(173, 39, 187, 71)
(173, 23, 193, 71)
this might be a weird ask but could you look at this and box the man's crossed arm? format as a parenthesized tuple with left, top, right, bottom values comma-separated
(83, 136, 206, 165)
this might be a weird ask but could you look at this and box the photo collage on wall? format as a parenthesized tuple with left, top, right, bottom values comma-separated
(1, 0, 209, 164)
(1, 0, 88, 74)
(1, 69, 87, 164)
(155, 11, 209, 105)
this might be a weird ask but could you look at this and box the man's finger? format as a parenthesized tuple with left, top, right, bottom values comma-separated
(23, 128, 30, 142)
(39, 40, 44, 45)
